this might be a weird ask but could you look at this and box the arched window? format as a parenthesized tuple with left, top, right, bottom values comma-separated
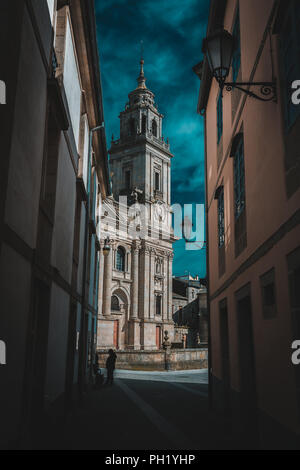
(129, 118, 136, 136)
(111, 295, 120, 311)
(152, 119, 157, 137)
(141, 115, 147, 134)
(116, 246, 126, 271)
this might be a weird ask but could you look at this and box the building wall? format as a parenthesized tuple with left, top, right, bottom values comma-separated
(45, 283, 70, 403)
(4, 5, 47, 249)
(0, 244, 32, 446)
(97, 348, 208, 371)
(0, 0, 109, 449)
(202, 0, 300, 446)
(51, 135, 76, 283)
(173, 280, 208, 348)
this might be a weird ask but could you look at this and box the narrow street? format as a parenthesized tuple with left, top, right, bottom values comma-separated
(43, 370, 241, 450)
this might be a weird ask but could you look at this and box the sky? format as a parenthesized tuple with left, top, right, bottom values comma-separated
(95, 0, 210, 278)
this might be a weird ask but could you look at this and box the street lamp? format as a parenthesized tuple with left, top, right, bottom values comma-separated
(202, 29, 235, 87)
(103, 237, 111, 257)
(202, 29, 277, 102)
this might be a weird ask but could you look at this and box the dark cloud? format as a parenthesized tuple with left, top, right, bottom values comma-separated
(96, 0, 209, 278)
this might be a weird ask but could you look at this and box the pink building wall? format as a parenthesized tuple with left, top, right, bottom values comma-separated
(202, 0, 300, 445)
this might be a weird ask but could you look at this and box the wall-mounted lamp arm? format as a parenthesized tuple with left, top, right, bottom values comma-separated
(223, 81, 277, 102)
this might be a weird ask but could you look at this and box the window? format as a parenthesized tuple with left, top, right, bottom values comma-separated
(233, 134, 245, 220)
(217, 187, 225, 248)
(63, 17, 82, 147)
(217, 92, 223, 144)
(156, 295, 162, 315)
(280, 1, 300, 129)
(142, 115, 147, 134)
(287, 247, 300, 417)
(152, 119, 157, 137)
(232, 133, 247, 257)
(41, 102, 61, 219)
(124, 170, 131, 189)
(288, 247, 300, 338)
(232, 7, 241, 83)
(154, 171, 160, 191)
(116, 246, 125, 272)
(216, 185, 226, 275)
(111, 295, 120, 311)
(260, 269, 277, 319)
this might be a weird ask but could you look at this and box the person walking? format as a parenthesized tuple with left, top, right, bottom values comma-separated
(106, 349, 117, 385)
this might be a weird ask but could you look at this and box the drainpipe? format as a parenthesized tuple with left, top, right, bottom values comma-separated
(78, 124, 104, 402)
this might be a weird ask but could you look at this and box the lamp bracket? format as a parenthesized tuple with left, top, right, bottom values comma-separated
(222, 81, 277, 102)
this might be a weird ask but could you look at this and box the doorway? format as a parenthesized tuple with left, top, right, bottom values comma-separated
(219, 299, 231, 413)
(236, 286, 258, 442)
(156, 326, 161, 349)
(113, 320, 119, 349)
(27, 279, 51, 429)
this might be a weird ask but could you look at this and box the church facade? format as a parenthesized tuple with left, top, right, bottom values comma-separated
(97, 58, 176, 351)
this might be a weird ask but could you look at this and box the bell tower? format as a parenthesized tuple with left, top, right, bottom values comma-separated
(99, 56, 175, 351)
(109, 56, 173, 216)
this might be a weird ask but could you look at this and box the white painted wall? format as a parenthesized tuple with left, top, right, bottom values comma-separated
(47, 0, 55, 24)
(51, 136, 76, 283)
(77, 202, 86, 294)
(82, 115, 89, 188)
(63, 16, 81, 147)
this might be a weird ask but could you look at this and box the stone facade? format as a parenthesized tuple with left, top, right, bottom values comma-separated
(97, 348, 208, 371)
(172, 276, 208, 348)
(97, 58, 176, 351)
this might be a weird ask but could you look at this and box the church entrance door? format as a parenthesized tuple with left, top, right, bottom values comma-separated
(156, 326, 161, 349)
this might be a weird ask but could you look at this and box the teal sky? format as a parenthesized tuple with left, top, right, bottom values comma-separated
(95, 0, 210, 278)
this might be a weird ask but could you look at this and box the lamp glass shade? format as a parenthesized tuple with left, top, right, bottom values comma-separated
(203, 30, 234, 84)
(103, 239, 110, 256)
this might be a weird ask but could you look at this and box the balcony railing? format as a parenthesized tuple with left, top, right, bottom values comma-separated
(111, 131, 170, 151)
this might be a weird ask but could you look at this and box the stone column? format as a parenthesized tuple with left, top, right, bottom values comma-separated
(128, 241, 141, 349)
(97, 240, 105, 315)
(131, 241, 140, 319)
(167, 252, 174, 321)
(102, 240, 113, 316)
(141, 245, 150, 319)
(149, 248, 155, 319)
(163, 255, 168, 320)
